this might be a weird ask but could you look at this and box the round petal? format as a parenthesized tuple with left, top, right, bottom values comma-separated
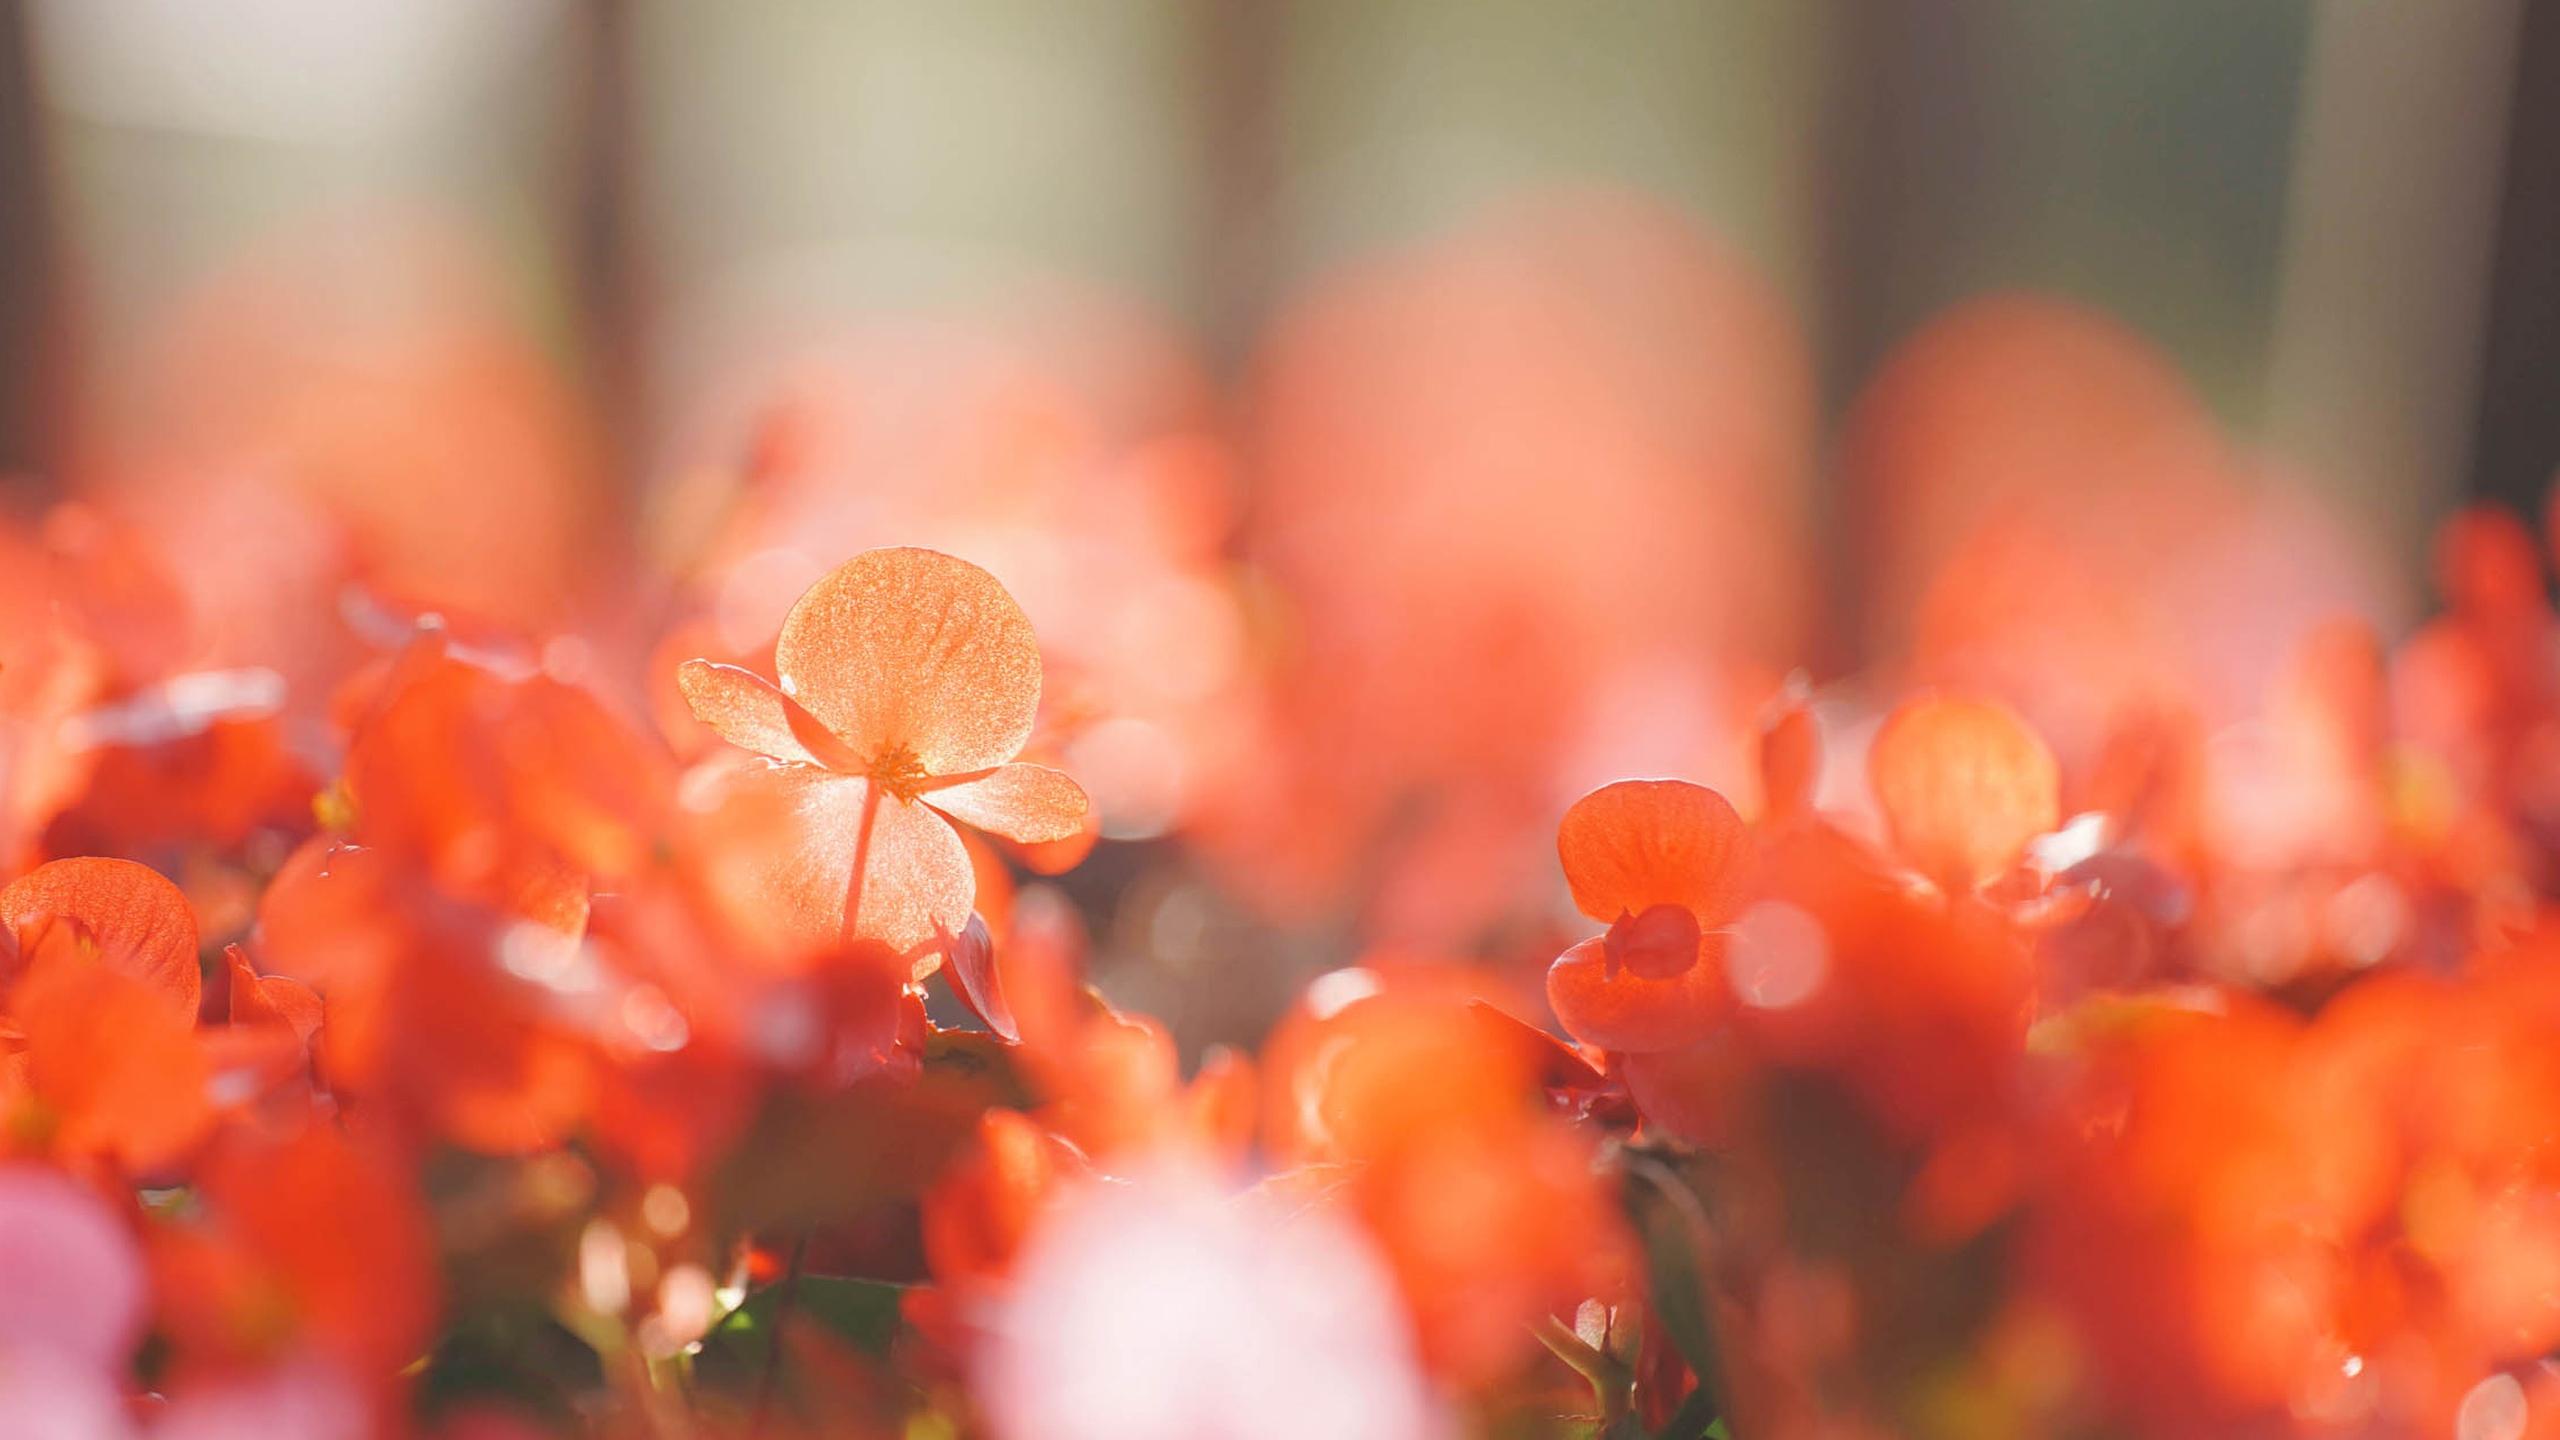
(675, 659, 853, 770)
(927, 763, 1090, 845)
(1868, 694, 2059, 890)
(1546, 935, 1730, 1053)
(2, 857, 200, 1017)
(775, 548, 1043, 775)
(1555, 780, 1750, 929)
(705, 763, 976, 957)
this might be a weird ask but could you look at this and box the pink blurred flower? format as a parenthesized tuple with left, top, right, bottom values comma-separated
(980, 1167, 1444, 1440)
(153, 1361, 367, 1440)
(0, 1167, 147, 1376)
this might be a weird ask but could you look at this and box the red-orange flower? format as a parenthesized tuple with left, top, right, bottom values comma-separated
(1545, 779, 1749, 1053)
(1, 856, 203, 1018)
(678, 548, 1088, 956)
(0, 859, 212, 1172)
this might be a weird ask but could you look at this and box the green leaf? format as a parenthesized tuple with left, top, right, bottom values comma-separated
(694, 1274, 907, 1388)
(1625, 1154, 1721, 1390)
(415, 1305, 601, 1426)
(1622, 1149, 1731, 1438)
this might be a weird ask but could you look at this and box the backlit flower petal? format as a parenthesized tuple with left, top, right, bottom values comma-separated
(938, 913, 1017, 1044)
(710, 762, 976, 957)
(1555, 780, 1749, 929)
(675, 659, 848, 769)
(224, 945, 322, 1042)
(928, 763, 1090, 845)
(849, 789, 980, 958)
(774, 548, 1042, 775)
(1868, 694, 2058, 890)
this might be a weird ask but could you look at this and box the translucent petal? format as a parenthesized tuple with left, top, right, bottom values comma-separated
(851, 790, 981, 956)
(939, 913, 1018, 1044)
(1555, 780, 1749, 929)
(774, 548, 1042, 775)
(927, 763, 1090, 844)
(1006, 804, 1102, 876)
(715, 763, 976, 956)
(224, 944, 322, 1042)
(1868, 694, 2059, 890)
(675, 659, 851, 769)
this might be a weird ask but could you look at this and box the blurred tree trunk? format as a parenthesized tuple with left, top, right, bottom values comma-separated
(2466, 0, 2560, 517)
(1266, 1, 1831, 310)
(1820, 0, 2312, 424)
(573, 0, 640, 521)
(2264, 0, 2523, 566)
(628, 0, 1217, 443)
(0, 0, 62, 489)
(28, 0, 590, 469)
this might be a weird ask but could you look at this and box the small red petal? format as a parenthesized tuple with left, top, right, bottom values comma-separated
(940, 913, 1018, 1045)
(1546, 934, 1730, 1054)
(1605, 903, 1703, 980)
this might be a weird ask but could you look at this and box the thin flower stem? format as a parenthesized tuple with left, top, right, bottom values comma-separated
(842, 780, 883, 942)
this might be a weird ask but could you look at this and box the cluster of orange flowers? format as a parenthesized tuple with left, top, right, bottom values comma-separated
(3, 203, 2559, 1437)
(2, 491, 2557, 1438)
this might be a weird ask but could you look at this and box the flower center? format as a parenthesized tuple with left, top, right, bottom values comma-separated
(1603, 903, 1702, 981)
(867, 743, 930, 801)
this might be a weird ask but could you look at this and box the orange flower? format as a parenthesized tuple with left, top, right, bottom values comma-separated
(678, 548, 1088, 956)
(5, 945, 211, 1172)
(1260, 969, 1629, 1388)
(1867, 692, 2058, 892)
(2, 857, 204, 1019)
(0, 859, 212, 1172)
(1545, 779, 1749, 1053)
(256, 840, 598, 1155)
(151, 1121, 440, 1408)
